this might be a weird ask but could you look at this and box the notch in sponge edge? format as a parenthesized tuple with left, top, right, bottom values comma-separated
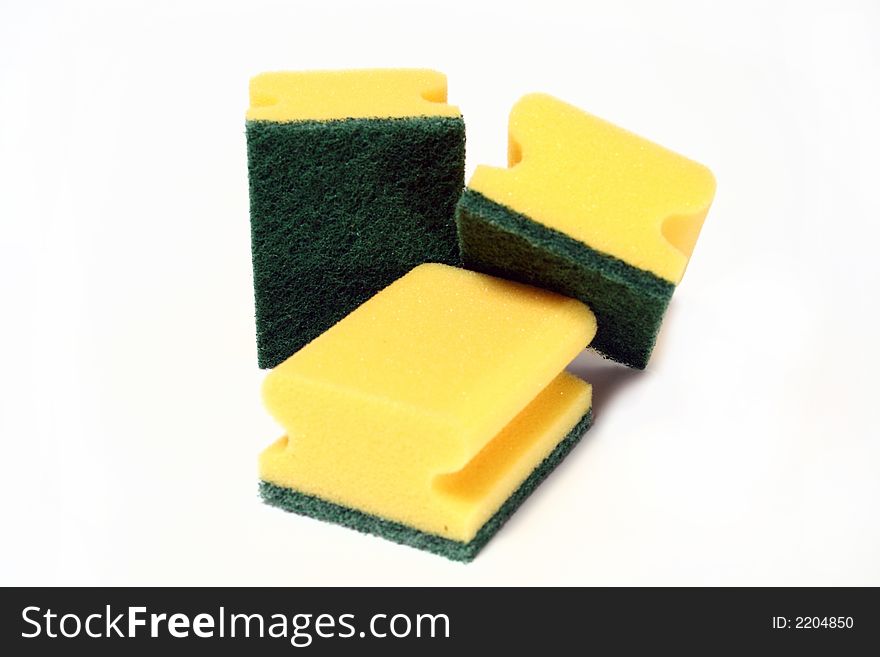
(247, 69, 466, 369)
(258, 263, 597, 561)
(456, 93, 716, 369)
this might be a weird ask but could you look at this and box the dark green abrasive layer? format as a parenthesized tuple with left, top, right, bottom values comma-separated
(455, 189, 675, 370)
(247, 116, 466, 369)
(259, 408, 592, 562)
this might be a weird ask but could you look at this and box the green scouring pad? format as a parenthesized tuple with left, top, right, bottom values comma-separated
(457, 189, 676, 369)
(246, 70, 466, 368)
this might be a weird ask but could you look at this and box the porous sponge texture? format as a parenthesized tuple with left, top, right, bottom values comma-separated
(247, 70, 466, 369)
(469, 93, 716, 284)
(259, 264, 595, 548)
(248, 69, 461, 122)
(458, 93, 715, 369)
(260, 409, 593, 562)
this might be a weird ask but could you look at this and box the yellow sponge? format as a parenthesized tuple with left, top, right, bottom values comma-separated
(456, 93, 716, 368)
(247, 69, 461, 122)
(259, 263, 596, 560)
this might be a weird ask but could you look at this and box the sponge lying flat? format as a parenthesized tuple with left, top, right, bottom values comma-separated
(247, 69, 466, 369)
(456, 93, 716, 369)
(259, 263, 596, 561)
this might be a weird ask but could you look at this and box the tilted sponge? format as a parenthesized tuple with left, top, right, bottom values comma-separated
(456, 93, 716, 369)
(247, 69, 466, 369)
(259, 263, 597, 561)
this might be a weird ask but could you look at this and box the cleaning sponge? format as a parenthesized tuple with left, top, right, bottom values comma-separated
(259, 263, 596, 561)
(456, 93, 716, 369)
(247, 69, 466, 369)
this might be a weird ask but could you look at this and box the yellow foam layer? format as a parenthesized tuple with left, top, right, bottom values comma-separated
(260, 263, 596, 541)
(247, 69, 461, 123)
(261, 372, 590, 541)
(469, 94, 716, 284)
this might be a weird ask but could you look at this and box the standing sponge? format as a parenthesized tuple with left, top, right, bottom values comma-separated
(247, 69, 466, 369)
(259, 263, 596, 561)
(456, 93, 716, 369)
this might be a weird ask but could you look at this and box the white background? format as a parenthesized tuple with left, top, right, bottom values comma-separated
(1, 0, 878, 586)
